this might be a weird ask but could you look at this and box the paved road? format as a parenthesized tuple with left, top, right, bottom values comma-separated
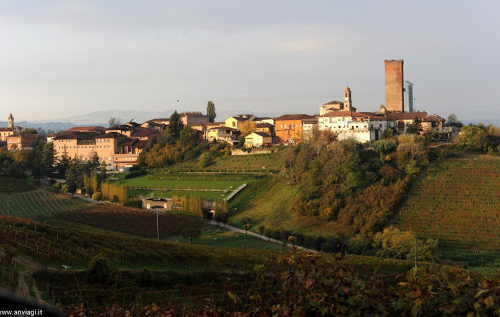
(208, 220, 317, 253)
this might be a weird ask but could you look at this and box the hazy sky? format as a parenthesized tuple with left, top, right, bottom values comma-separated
(0, 0, 499, 122)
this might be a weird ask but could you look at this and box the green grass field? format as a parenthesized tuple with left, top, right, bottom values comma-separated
(167, 226, 282, 250)
(116, 174, 245, 189)
(129, 188, 228, 200)
(228, 176, 346, 237)
(168, 151, 285, 173)
(395, 155, 500, 251)
(0, 190, 93, 218)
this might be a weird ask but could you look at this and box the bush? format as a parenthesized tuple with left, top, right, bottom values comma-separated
(124, 169, 147, 179)
(52, 182, 61, 192)
(61, 184, 69, 193)
(87, 255, 111, 284)
(92, 192, 103, 201)
(321, 236, 346, 253)
(124, 200, 142, 208)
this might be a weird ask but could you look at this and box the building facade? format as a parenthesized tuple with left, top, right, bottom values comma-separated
(244, 132, 272, 148)
(318, 111, 390, 143)
(53, 124, 158, 170)
(274, 114, 314, 144)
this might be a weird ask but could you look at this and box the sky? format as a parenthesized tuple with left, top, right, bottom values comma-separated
(0, 0, 499, 123)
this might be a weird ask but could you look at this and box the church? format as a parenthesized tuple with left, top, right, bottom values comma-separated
(320, 87, 357, 115)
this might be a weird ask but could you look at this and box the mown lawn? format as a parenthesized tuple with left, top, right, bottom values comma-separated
(129, 188, 228, 200)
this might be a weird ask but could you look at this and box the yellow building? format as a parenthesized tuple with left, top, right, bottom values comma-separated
(244, 132, 272, 148)
(225, 114, 255, 129)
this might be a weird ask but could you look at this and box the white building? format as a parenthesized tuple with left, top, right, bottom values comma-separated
(318, 111, 390, 143)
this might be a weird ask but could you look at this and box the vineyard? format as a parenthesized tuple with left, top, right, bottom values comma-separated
(0, 215, 280, 269)
(56, 204, 204, 239)
(0, 190, 92, 218)
(396, 156, 500, 250)
(57, 205, 280, 250)
(0, 176, 37, 193)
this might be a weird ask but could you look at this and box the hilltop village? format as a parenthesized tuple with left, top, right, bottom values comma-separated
(0, 60, 453, 171)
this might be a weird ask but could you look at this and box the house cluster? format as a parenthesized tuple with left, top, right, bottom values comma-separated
(1, 60, 453, 170)
(51, 122, 160, 170)
(0, 113, 39, 151)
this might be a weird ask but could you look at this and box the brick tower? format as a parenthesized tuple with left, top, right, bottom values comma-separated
(8, 113, 14, 128)
(385, 60, 404, 112)
(344, 86, 352, 111)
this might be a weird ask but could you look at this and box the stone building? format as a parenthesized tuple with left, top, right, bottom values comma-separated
(320, 87, 357, 115)
(385, 60, 404, 112)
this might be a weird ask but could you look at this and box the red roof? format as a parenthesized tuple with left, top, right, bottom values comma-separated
(67, 126, 106, 132)
(275, 114, 314, 121)
(384, 112, 428, 120)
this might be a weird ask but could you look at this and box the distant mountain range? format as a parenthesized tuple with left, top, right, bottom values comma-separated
(0, 109, 281, 132)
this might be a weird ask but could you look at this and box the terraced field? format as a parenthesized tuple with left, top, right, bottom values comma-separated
(396, 156, 500, 250)
(169, 151, 285, 173)
(0, 190, 92, 218)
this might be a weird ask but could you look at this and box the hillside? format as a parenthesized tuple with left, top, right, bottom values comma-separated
(395, 154, 500, 251)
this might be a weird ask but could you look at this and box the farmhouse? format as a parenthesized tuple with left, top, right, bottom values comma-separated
(244, 132, 272, 148)
(206, 126, 240, 145)
(225, 114, 255, 129)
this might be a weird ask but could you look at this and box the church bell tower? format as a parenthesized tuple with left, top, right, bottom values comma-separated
(8, 113, 14, 128)
(344, 87, 352, 111)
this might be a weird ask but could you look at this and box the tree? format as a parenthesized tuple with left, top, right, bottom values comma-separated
(456, 125, 490, 151)
(168, 111, 184, 138)
(207, 101, 216, 122)
(239, 120, 256, 136)
(406, 117, 422, 134)
(108, 117, 120, 128)
(446, 113, 462, 127)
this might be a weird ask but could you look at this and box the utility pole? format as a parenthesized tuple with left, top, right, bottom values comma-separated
(414, 238, 418, 275)
(156, 210, 160, 241)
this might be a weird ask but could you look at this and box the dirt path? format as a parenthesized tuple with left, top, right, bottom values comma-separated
(208, 220, 317, 253)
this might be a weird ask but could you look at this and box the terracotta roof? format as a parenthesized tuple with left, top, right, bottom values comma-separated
(230, 114, 254, 121)
(207, 126, 238, 131)
(248, 132, 271, 138)
(323, 100, 343, 105)
(54, 131, 98, 140)
(302, 118, 318, 124)
(95, 132, 124, 139)
(130, 127, 154, 137)
(275, 114, 314, 121)
(0, 127, 14, 132)
(385, 112, 428, 120)
(253, 117, 272, 121)
(67, 126, 106, 132)
(255, 123, 273, 128)
(423, 114, 445, 122)
(321, 111, 366, 118)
